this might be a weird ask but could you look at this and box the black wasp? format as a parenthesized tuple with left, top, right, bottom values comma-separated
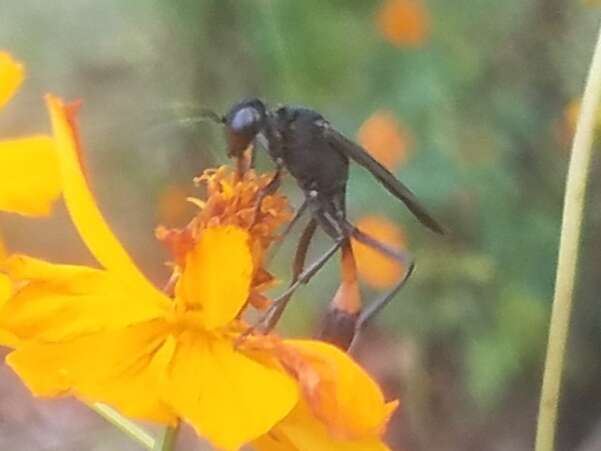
(201, 98, 444, 350)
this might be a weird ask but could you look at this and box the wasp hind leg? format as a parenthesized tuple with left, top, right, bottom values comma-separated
(318, 219, 415, 352)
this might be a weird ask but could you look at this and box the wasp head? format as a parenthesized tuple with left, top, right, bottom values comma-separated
(223, 98, 267, 158)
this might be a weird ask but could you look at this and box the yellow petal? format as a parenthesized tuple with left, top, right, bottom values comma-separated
(281, 340, 396, 439)
(0, 272, 18, 347)
(177, 226, 253, 329)
(7, 319, 176, 424)
(253, 430, 299, 451)
(45, 95, 167, 307)
(0, 136, 61, 216)
(254, 402, 391, 451)
(0, 272, 10, 302)
(0, 329, 18, 348)
(0, 52, 24, 109)
(162, 332, 297, 450)
(0, 255, 168, 341)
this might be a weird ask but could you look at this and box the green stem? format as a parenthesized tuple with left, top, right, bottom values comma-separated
(535, 21, 601, 451)
(153, 424, 179, 451)
(91, 403, 156, 450)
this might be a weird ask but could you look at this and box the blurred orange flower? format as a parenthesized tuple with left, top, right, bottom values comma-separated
(156, 183, 195, 227)
(0, 51, 60, 216)
(376, 0, 430, 48)
(357, 110, 411, 170)
(352, 216, 406, 289)
(0, 95, 396, 450)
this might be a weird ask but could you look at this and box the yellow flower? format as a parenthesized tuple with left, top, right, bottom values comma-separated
(1, 95, 297, 450)
(0, 51, 60, 216)
(0, 52, 24, 108)
(156, 163, 292, 311)
(0, 95, 397, 450)
(252, 339, 398, 450)
(254, 401, 393, 451)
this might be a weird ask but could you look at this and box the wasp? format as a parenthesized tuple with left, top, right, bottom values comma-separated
(201, 98, 444, 350)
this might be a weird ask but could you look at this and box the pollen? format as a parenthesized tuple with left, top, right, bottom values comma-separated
(156, 164, 292, 310)
(194, 165, 291, 240)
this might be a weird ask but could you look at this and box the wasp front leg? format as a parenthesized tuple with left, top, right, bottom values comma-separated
(250, 160, 284, 226)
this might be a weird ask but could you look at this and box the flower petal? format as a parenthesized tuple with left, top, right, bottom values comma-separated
(0, 272, 18, 347)
(162, 332, 297, 450)
(177, 226, 253, 329)
(279, 340, 397, 439)
(0, 273, 10, 302)
(0, 255, 168, 341)
(45, 95, 167, 306)
(0, 52, 24, 109)
(254, 401, 392, 451)
(6, 319, 176, 424)
(0, 136, 61, 216)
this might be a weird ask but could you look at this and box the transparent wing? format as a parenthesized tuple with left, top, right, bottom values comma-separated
(322, 123, 445, 234)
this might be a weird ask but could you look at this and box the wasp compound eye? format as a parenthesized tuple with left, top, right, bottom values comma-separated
(230, 106, 261, 132)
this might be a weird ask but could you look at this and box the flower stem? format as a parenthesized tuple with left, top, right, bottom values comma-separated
(535, 21, 601, 451)
(91, 403, 155, 450)
(153, 424, 179, 451)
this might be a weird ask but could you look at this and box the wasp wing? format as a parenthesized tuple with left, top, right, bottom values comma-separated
(322, 124, 445, 234)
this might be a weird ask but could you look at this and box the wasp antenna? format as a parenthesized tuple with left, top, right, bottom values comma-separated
(162, 103, 225, 124)
(175, 112, 224, 127)
(197, 108, 225, 124)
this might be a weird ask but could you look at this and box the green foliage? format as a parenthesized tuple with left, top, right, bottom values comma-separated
(466, 289, 547, 408)
(2, 1, 601, 448)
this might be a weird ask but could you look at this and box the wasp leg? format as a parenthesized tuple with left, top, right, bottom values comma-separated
(270, 216, 344, 304)
(280, 198, 309, 240)
(347, 260, 415, 353)
(261, 218, 318, 332)
(250, 164, 283, 226)
(264, 236, 342, 317)
(343, 219, 412, 265)
(318, 219, 415, 351)
(238, 202, 343, 344)
(236, 218, 339, 344)
(264, 198, 309, 264)
(261, 207, 348, 328)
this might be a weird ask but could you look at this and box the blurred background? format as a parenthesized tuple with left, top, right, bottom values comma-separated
(1, 1, 601, 450)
